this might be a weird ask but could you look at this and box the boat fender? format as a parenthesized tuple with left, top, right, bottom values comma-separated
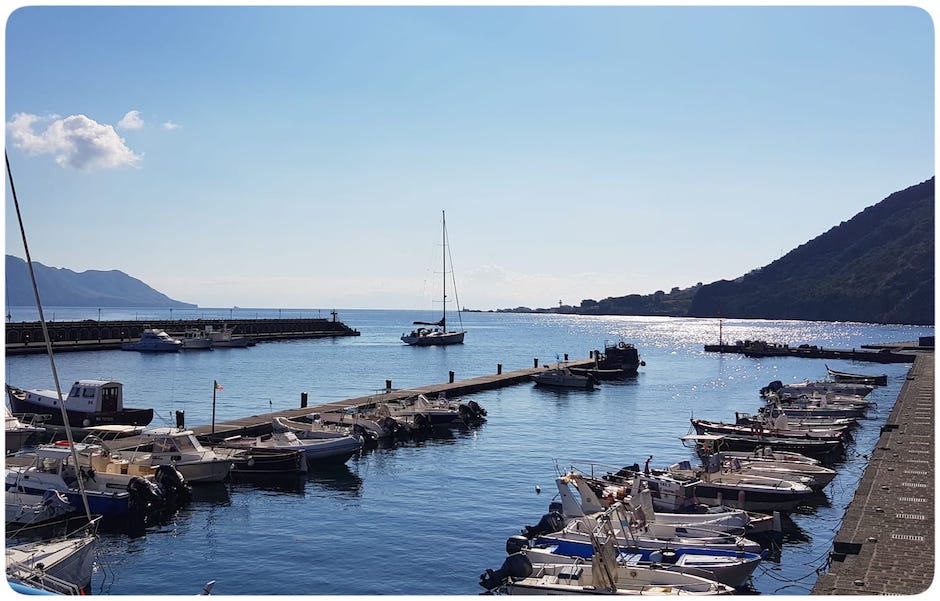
(505, 535, 530, 555)
(54, 440, 72, 447)
(479, 553, 533, 591)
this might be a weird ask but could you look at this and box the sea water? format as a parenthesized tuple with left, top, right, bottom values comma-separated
(4, 309, 932, 595)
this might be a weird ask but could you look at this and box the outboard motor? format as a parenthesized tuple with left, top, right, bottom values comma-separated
(521, 510, 565, 539)
(479, 553, 533, 591)
(505, 535, 530, 555)
(760, 380, 784, 396)
(467, 400, 487, 418)
(127, 476, 165, 513)
(155, 464, 193, 506)
(548, 501, 563, 514)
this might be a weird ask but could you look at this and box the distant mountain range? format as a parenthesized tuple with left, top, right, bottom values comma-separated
(4, 255, 196, 309)
(6, 178, 934, 324)
(499, 177, 934, 326)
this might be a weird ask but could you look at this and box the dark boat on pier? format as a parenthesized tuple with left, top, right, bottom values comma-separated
(6, 380, 153, 431)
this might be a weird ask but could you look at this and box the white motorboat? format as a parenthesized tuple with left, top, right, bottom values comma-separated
(401, 211, 466, 346)
(121, 328, 183, 352)
(528, 475, 762, 554)
(5, 407, 46, 453)
(205, 324, 252, 348)
(109, 427, 234, 483)
(6, 444, 165, 520)
(518, 544, 763, 589)
(665, 459, 816, 512)
(481, 509, 735, 595)
(532, 366, 598, 389)
(218, 428, 362, 465)
(182, 328, 213, 350)
(716, 455, 837, 490)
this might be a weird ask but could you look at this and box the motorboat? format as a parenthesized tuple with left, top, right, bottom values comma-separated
(734, 410, 857, 431)
(825, 365, 887, 386)
(575, 465, 782, 542)
(121, 327, 183, 352)
(532, 366, 598, 389)
(205, 324, 252, 348)
(108, 427, 234, 483)
(273, 414, 376, 444)
(665, 457, 816, 512)
(217, 428, 362, 465)
(715, 455, 836, 490)
(211, 445, 308, 477)
(5, 443, 170, 520)
(690, 417, 850, 442)
(6, 380, 154, 431)
(481, 508, 735, 595)
(5, 407, 46, 453)
(6, 518, 101, 594)
(181, 328, 213, 350)
(682, 431, 845, 462)
(518, 543, 763, 589)
(760, 379, 874, 399)
(524, 475, 762, 554)
(401, 211, 466, 346)
(6, 489, 74, 527)
(377, 393, 483, 430)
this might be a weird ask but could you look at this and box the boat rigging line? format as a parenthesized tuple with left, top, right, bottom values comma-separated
(6, 150, 94, 522)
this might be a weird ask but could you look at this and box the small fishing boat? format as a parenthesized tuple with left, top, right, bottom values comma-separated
(481, 508, 735, 595)
(532, 366, 598, 389)
(182, 328, 214, 350)
(760, 379, 874, 399)
(690, 417, 850, 441)
(121, 328, 183, 352)
(6, 380, 154, 431)
(825, 365, 887, 386)
(205, 324, 252, 348)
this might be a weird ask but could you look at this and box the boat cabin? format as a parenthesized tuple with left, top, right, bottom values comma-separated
(24, 380, 124, 413)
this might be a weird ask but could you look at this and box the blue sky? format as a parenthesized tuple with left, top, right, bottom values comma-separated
(3, 4, 935, 310)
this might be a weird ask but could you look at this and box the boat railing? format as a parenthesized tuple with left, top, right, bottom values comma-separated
(8, 562, 84, 595)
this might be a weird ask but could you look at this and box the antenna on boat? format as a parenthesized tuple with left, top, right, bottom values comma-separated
(6, 150, 93, 522)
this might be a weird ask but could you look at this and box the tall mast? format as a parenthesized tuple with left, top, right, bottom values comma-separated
(441, 210, 447, 333)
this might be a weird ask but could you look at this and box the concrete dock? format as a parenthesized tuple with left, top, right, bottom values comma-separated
(811, 351, 934, 595)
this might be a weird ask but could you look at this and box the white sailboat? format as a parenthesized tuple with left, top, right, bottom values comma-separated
(401, 210, 466, 346)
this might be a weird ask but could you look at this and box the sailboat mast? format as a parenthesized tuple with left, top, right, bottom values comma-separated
(441, 210, 447, 333)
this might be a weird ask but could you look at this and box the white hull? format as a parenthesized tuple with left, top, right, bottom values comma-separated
(6, 533, 98, 592)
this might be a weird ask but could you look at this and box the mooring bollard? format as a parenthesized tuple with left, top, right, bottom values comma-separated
(564, 353, 568, 361)
(386, 379, 392, 393)
(300, 391, 308, 408)
(497, 363, 502, 375)
(449, 371, 455, 383)
(533, 358, 539, 368)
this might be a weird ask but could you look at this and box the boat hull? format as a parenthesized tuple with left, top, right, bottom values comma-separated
(401, 331, 465, 346)
(7, 388, 153, 429)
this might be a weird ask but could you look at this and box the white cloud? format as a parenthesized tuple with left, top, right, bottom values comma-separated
(117, 110, 144, 130)
(162, 121, 180, 130)
(7, 112, 142, 170)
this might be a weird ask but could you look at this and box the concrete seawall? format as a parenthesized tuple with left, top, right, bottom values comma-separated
(812, 351, 935, 595)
